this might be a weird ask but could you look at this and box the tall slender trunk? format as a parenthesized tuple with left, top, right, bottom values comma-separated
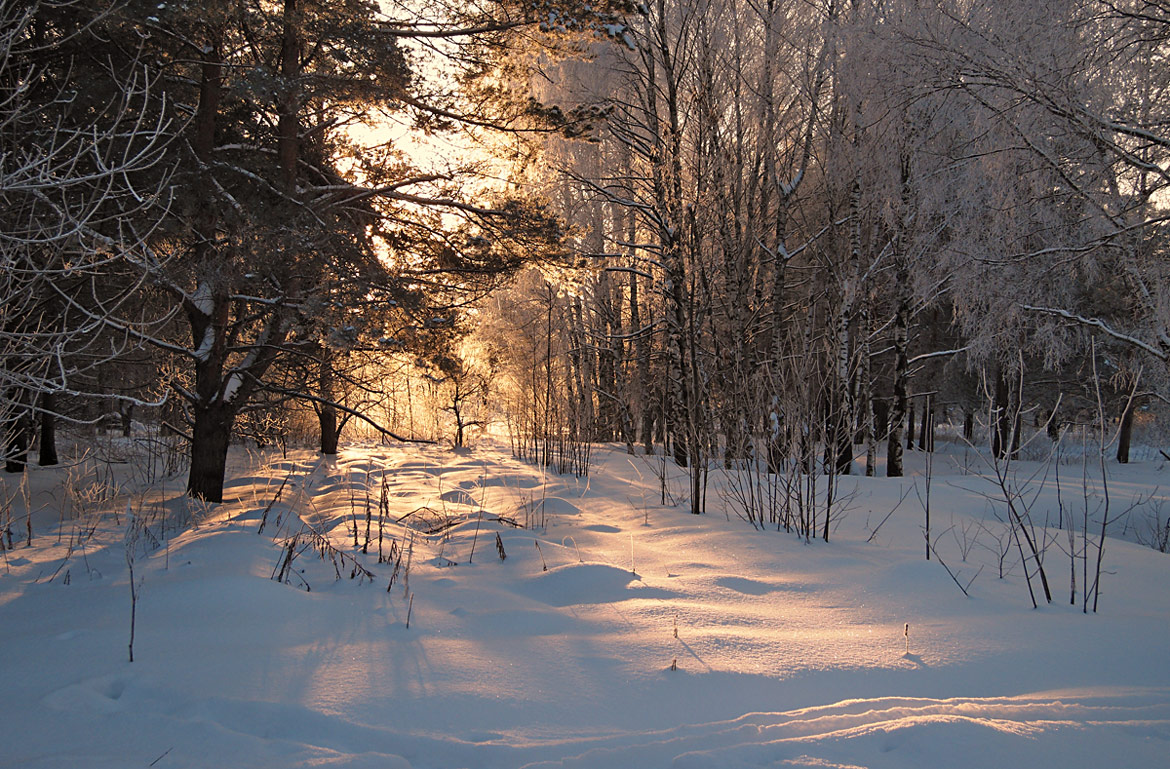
(570, 295, 594, 435)
(860, 294, 875, 476)
(277, 0, 301, 196)
(608, 265, 635, 455)
(886, 266, 910, 477)
(765, 246, 789, 474)
(993, 366, 1018, 461)
(1116, 378, 1138, 464)
(886, 150, 914, 478)
(596, 267, 619, 442)
(317, 346, 340, 454)
(831, 299, 853, 475)
(185, 31, 228, 500)
(38, 392, 57, 467)
(919, 393, 934, 452)
(647, 1, 690, 469)
(630, 264, 654, 456)
(830, 179, 863, 476)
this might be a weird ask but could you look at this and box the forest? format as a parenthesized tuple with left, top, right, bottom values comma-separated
(2, 1, 1170, 767)
(2, 0, 1167, 497)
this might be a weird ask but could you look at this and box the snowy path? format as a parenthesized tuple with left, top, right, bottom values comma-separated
(2, 442, 1169, 768)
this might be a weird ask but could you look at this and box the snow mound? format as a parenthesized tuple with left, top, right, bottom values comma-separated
(529, 497, 582, 517)
(518, 562, 676, 606)
(582, 523, 621, 533)
(42, 674, 132, 715)
(440, 489, 478, 507)
(471, 473, 544, 489)
(715, 576, 810, 595)
(715, 576, 781, 595)
(392, 462, 447, 475)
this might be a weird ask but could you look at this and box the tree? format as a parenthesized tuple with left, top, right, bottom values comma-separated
(0, 0, 173, 470)
(909, 0, 1170, 412)
(79, 0, 619, 501)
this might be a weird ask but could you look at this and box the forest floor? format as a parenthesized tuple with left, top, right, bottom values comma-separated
(1, 437, 1169, 768)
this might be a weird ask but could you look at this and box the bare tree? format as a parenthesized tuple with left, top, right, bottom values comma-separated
(0, 0, 175, 468)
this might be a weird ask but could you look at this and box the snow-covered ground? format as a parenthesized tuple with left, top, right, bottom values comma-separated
(1, 439, 1168, 768)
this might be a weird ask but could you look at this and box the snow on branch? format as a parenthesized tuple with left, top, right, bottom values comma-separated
(1021, 305, 1167, 362)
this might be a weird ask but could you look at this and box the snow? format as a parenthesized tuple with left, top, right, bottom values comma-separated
(190, 282, 214, 316)
(1, 439, 1169, 768)
(221, 372, 243, 403)
(190, 326, 214, 362)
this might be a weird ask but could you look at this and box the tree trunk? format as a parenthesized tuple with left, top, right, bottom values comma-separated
(993, 367, 1016, 460)
(185, 30, 228, 502)
(628, 226, 654, 456)
(317, 347, 340, 454)
(121, 403, 134, 437)
(38, 392, 58, 466)
(874, 397, 889, 443)
(277, 0, 301, 196)
(919, 393, 934, 452)
(319, 405, 340, 454)
(887, 149, 914, 478)
(860, 297, 876, 477)
(569, 295, 594, 437)
(645, 5, 690, 470)
(453, 400, 465, 448)
(595, 250, 618, 443)
(886, 259, 910, 478)
(1116, 392, 1137, 464)
(830, 303, 853, 476)
(187, 403, 234, 502)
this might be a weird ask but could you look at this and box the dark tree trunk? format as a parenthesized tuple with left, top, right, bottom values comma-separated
(860, 293, 876, 477)
(874, 398, 889, 442)
(919, 394, 934, 452)
(317, 348, 340, 455)
(595, 268, 618, 443)
(187, 404, 234, 502)
(886, 153, 913, 478)
(185, 30, 228, 503)
(653, 385, 666, 447)
(319, 405, 340, 454)
(630, 265, 654, 456)
(831, 390, 852, 475)
(906, 401, 916, 451)
(38, 392, 57, 466)
(1047, 408, 1062, 442)
(277, 0, 301, 196)
(121, 403, 134, 437)
(963, 409, 974, 442)
(667, 285, 690, 469)
(1116, 394, 1137, 464)
(886, 287, 909, 478)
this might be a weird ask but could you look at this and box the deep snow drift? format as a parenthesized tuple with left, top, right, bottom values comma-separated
(1, 438, 1168, 768)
